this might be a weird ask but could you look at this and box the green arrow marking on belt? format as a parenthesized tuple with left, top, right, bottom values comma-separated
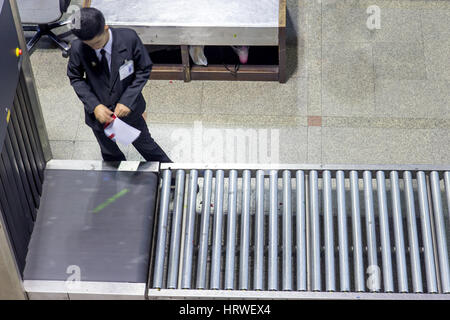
(92, 188, 130, 213)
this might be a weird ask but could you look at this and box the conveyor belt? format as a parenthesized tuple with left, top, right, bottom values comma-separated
(23, 160, 159, 299)
(148, 164, 450, 299)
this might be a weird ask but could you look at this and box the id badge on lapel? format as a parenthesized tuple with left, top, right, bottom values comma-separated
(119, 60, 134, 81)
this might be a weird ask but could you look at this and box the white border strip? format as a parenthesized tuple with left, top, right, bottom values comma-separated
(46, 160, 159, 172)
(160, 163, 450, 172)
(24, 280, 146, 300)
(147, 289, 450, 300)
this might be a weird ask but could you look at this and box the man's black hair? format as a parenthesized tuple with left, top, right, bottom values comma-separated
(71, 7, 105, 41)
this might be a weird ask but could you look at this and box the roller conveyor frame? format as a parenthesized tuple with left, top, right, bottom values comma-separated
(145, 163, 450, 300)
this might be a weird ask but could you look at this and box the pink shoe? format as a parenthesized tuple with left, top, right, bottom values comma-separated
(232, 46, 249, 64)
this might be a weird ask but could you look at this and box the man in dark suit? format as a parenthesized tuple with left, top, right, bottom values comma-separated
(67, 7, 171, 162)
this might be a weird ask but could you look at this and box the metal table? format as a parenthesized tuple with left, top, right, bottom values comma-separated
(91, 0, 279, 46)
(86, 0, 287, 82)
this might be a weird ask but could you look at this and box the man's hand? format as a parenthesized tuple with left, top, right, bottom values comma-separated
(94, 104, 114, 124)
(114, 103, 131, 118)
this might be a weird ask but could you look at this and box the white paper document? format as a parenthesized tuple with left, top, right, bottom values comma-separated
(104, 115, 141, 146)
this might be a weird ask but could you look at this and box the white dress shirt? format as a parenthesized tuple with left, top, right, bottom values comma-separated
(95, 29, 113, 71)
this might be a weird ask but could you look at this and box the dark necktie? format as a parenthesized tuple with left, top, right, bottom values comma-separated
(100, 49, 110, 78)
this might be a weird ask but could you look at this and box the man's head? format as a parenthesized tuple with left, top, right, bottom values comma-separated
(71, 7, 109, 50)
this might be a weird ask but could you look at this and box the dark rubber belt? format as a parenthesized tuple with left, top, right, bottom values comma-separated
(23, 169, 158, 283)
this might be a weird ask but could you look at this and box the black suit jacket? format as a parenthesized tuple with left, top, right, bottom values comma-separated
(67, 27, 152, 131)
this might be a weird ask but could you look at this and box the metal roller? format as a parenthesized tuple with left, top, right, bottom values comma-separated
(350, 171, 365, 292)
(196, 170, 213, 289)
(254, 170, 265, 290)
(389, 171, 409, 293)
(336, 171, 350, 292)
(403, 171, 423, 293)
(323, 170, 335, 292)
(268, 170, 278, 291)
(167, 170, 186, 289)
(376, 171, 394, 293)
(296, 170, 307, 291)
(225, 170, 238, 290)
(282, 170, 292, 291)
(181, 169, 199, 289)
(153, 169, 172, 289)
(417, 171, 438, 293)
(445, 172, 450, 220)
(430, 171, 450, 293)
(210, 170, 224, 290)
(363, 171, 379, 292)
(239, 170, 251, 290)
(309, 170, 321, 291)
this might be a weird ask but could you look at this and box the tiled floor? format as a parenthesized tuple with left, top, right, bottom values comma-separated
(28, 0, 450, 165)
